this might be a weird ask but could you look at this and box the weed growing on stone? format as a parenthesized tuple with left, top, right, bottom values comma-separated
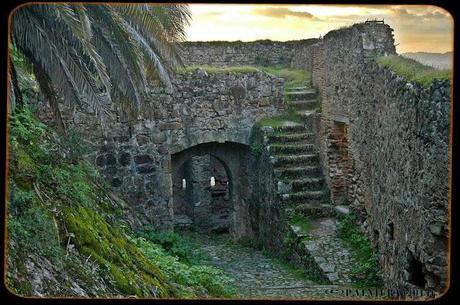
(337, 213, 384, 288)
(178, 65, 260, 74)
(376, 55, 451, 88)
(289, 213, 312, 233)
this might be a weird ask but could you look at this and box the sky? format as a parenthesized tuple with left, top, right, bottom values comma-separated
(185, 5, 453, 53)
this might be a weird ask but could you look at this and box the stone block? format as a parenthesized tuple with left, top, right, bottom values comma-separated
(137, 164, 155, 174)
(136, 134, 149, 146)
(106, 153, 117, 166)
(134, 154, 153, 164)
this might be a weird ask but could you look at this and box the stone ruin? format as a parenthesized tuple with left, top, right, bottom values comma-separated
(36, 21, 450, 294)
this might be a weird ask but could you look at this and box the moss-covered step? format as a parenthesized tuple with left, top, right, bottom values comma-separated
(269, 143, 316, 154)
(289, 100, 317, 111)
(271, 154, 319, 167)
(274, 165, 322, 179)
(268, 132, 315, 144)
(285, 89, 317, 100)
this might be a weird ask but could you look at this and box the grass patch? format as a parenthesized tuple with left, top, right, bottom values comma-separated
(256, 109, 303, 128)
(289, 214, 312, 233)
(178, 65, 311, 91)
(258, 66, 311, 90)
(337, 213, 383, 288)
(178, 65, 260, 74)
(376, 55, 451, 88)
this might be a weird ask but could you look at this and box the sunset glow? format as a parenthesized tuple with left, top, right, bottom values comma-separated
(185, 4, 453, 53)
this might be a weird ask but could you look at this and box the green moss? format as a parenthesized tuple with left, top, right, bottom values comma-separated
(61, 205, 173, 297)
(178, 65, 260, 74)
(376, 55, 451, 88)
(289, 214, 312, 233)
(256, 109, 303, 127)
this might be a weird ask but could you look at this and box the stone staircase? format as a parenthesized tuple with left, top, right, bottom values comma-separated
(265, 86, 356, 286)
(268, 86, 329, 209)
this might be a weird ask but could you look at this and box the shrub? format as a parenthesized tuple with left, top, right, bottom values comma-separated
(136, 227, 207, 265)
(133, 237, 236, 298)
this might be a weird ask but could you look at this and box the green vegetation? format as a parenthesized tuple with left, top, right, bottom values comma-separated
(259, 66, 311, 90)
(376, 55, 451, 88)
(178, 64, 311, 92)
(7, 106, 235, 298)
(11, 4, 191, 123)
(132, 236, 236, 298)
(136, 228, 206, 264)
(289, 213, 312, 233)
(178, 65, 260, 74)
(256, 109, 303, 128)
(337, 213, 384, 288)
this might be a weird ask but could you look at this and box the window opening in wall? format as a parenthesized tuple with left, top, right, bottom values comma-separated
(387, 223, 394, 240)
(210, 176, 215, 187)
(182, 178, 186, 190)
(408, 252, 427, 288)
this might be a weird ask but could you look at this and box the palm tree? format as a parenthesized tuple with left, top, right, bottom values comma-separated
(10, 3, 191, 130)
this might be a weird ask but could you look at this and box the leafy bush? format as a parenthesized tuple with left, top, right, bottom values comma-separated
(337, 213, 383, 288)
(136, 227, 207, 265)
(133, 237, 236, 298)
(376, 55, 451, 88)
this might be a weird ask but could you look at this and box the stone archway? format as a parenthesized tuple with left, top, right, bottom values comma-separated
(170, 141, 252, 240)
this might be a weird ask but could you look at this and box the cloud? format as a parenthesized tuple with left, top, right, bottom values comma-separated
(253, 6, 317, 19)
(390, 7, 452, 21)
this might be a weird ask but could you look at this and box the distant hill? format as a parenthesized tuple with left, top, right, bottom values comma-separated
(401, 52, 452, 70)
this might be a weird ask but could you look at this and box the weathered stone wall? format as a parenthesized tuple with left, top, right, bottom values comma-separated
(181, 39, 318, 67)
(247, 126, 287, 251)
(306, 22, 450, 291)
(37, 69, 285, 236)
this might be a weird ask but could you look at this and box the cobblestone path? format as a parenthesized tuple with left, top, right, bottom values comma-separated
(186, 232, 358, 299)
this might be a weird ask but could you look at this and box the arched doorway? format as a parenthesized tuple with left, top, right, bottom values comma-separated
(172, 154, 232, 233)
(170, 141, 251, 239)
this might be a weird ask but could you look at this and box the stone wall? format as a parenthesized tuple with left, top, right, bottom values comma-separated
(305, 22, 450, 292)
(181, 39, 318, 67)
(247, 126, 287, 251)
(37, 69, 284, 236)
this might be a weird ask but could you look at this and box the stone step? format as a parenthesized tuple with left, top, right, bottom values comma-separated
(272, 154, 319, 167)
(273, 125, 306, 133)
(269, 143, 316, 154)
(285, 90, 316, 100)
(292, 203, 335, 218)
(281, 190, 327, 203)
(290, 177, 325, 192)
(289, 100, 317, 111)
(275, 166, 322, 179)
(285, 86, 310, 92)
(268, 132, 315, 144)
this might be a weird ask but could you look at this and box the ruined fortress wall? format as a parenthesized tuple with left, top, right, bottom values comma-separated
(38, 70, 285, 232)
(308, 22, 450, 291)
(181, 39, 318, 67)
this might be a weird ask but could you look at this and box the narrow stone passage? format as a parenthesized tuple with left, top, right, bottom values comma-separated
(185, 232, 345, 299)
